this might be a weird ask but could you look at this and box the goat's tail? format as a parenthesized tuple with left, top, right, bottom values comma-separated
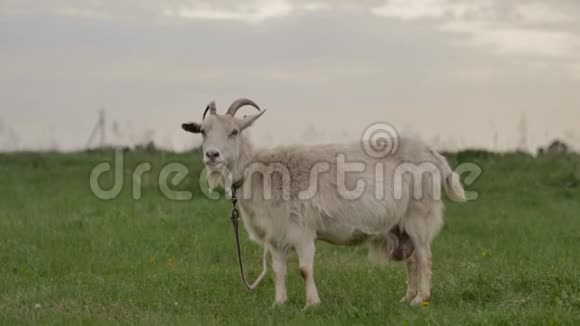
(432, 150, 466, 202)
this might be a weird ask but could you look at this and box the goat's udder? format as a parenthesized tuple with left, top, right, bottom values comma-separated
(390, 229, 415, 261)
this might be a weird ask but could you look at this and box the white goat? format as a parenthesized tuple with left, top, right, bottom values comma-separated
(182, 99, 466, 308)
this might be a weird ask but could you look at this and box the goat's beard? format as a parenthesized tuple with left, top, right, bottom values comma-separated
(206, 170, 225, 191)
(205, 165, 234, 196)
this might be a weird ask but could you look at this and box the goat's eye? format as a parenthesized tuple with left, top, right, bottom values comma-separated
(229, 130, 239, 137)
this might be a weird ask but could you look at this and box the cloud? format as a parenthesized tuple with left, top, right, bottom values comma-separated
(163, 0, 293, 23)
(1, 0, 580, 151)
(371, 0, 489, 20)
(0, 0, 332, 23)
(161, 0, 340, 22)
(515, 2, 573, 24)
(54, 8, 114, 20)
(440, 20, 580, 58)
(371, 0, 580, 58)
(3, 1, 580, 59)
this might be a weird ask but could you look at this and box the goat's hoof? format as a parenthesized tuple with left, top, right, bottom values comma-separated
(272, 298, 287, 308)
(302, 300, 321, 311)
(399, 297, 409, 303)
(409, 295, 430, 306)
(400, 292, 417, 303)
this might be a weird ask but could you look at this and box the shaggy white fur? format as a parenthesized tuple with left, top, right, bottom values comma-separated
(182, 100, 465, 308)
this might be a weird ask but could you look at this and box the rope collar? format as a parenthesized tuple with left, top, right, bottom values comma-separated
(229, 177, 267, 290)
(231, 177, 244, 194)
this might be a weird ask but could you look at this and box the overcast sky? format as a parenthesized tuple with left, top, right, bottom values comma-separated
(1, 0, 579, 152)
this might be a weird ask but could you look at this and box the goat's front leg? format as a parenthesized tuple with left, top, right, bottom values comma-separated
(270, 247, 288, 306)
(295, 239, 321, 308)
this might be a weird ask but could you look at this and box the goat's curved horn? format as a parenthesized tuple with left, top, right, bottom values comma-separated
(226, 98, 261, 116)
(202, 101, 217, 120)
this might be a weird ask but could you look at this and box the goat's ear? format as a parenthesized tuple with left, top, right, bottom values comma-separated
(238, 109, 266, 130)
(181, 122, 202, 133)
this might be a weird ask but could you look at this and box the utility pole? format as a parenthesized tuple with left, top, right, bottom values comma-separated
(86, 108, 106, 149)
(98, 109, 105, 148)
(517, 112, 528, 152)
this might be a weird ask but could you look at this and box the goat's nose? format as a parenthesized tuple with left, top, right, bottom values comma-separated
(205, 150, 220, 160)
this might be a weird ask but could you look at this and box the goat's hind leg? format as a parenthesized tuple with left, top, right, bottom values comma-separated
(387, 228, 418, 303)
(409, 242, 432, 305)
(401, 253, 419, 303)
(403, 204, 442, 305)
(403, 225, 435, 305)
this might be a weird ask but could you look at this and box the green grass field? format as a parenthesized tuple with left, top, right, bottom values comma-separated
(1, 150, 579, 325)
